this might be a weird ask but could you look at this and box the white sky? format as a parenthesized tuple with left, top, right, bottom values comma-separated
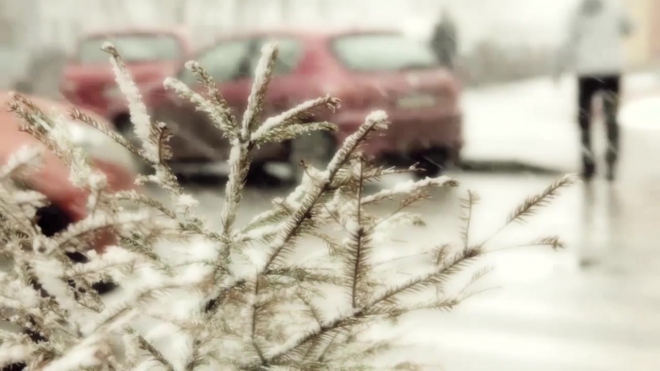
(399, 0, 578, 51)
(12, 0, 587, 53)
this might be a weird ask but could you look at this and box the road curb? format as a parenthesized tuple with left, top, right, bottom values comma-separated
(458, 159, 567, 175)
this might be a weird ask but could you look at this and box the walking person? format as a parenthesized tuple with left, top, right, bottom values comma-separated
(557, 0, 633, 181)
(430, 8, 458, 69)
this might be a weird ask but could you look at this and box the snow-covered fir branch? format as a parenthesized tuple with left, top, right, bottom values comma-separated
(0, 42, 576, 371)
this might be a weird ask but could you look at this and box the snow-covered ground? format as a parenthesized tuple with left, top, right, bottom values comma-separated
(181, 168, 660, 371)
(4, 72, 660, 370)
(462, 71, 660, 172)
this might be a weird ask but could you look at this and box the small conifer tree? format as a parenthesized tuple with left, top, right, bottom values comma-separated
(0, 42, 574, 370)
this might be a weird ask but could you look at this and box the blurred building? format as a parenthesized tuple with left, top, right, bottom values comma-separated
(7, 0, 413, 53)
(624, 0, 660, 68)
(0, 0, 39, 87)
(0, 0, 426, 89)
(1, 0, 578, 58)
(5, 0, 651, 89)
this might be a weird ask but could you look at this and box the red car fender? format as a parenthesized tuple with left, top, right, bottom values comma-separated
(0, 93, 138, 252)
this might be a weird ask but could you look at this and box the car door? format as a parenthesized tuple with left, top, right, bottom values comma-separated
(168, 37, 258, 162)
(195, 37, 260, 122)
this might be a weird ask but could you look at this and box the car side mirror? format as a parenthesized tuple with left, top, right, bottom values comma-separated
(233, 40, 260, 81)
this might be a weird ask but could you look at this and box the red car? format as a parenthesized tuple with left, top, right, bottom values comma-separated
(60, 27, 194, 133)
(0, 92, 138, 253)
(141, 28, 463, 178)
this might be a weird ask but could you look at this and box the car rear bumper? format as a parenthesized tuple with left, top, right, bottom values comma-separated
(165, 141, 290, 166)
(335, 109, 463, 161)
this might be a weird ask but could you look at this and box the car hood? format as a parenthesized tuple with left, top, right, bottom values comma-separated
(0, 92, 137, 221)
(63, 60, 180, 87)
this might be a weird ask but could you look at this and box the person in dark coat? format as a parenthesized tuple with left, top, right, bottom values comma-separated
(430, 9, 458, 69)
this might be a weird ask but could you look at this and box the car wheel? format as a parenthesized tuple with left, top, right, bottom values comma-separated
(245, 162, 285, 188)
(289, 131, 336, 183)
(113, 115, 156, 175)
(112, 114, 150, 174)
(113, 113, 133, 135)
(413, 148, 448, 180)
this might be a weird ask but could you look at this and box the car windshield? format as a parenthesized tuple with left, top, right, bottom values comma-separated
(331, 33, 440, 72)
(77, 34, 181, 64)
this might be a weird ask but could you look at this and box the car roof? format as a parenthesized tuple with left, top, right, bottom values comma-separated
(195, 27, 402, 56)
(81, 26, 190, 40)
(208, 27, 402, 45)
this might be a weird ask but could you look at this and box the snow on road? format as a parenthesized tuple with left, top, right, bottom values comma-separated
(461, 72, 660, 172)
(168, 167, 660, 371)
(5, 72, 660, 369)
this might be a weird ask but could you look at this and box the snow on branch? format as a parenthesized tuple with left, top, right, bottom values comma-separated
(0, 42, 574, 371)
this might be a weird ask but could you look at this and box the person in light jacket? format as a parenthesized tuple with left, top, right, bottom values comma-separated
(557, 0, 633, 181)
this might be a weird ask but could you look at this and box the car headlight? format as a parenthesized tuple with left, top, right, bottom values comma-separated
(60, 80, 78, 94)
(103, 86, 124, 100)
(66, 122, 138, 173)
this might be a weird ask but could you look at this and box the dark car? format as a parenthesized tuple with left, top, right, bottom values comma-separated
(141, 28, 463, 179)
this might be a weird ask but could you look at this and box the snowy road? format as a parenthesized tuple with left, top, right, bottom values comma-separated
(173, 73, 660, 370)
(4, 74, 660, 370)
(175, 160, 660, 370)
(462, 72, 660, 173)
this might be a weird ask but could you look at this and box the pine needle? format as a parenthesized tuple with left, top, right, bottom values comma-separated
(459, 190, 480, 249)
(507, 174, 576, 225)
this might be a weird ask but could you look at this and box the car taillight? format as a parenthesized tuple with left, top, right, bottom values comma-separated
(59, 80, 80, 103)
(60, 80, 77, 93)
(103, 86, 123, 100)
(322, 84, 386, 110)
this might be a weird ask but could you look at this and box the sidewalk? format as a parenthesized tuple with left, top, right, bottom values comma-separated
(461, 72, 660, 174)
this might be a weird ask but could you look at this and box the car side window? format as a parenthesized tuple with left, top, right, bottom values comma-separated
(180, 39, 255, 85)
(250, 37, 304, 76)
